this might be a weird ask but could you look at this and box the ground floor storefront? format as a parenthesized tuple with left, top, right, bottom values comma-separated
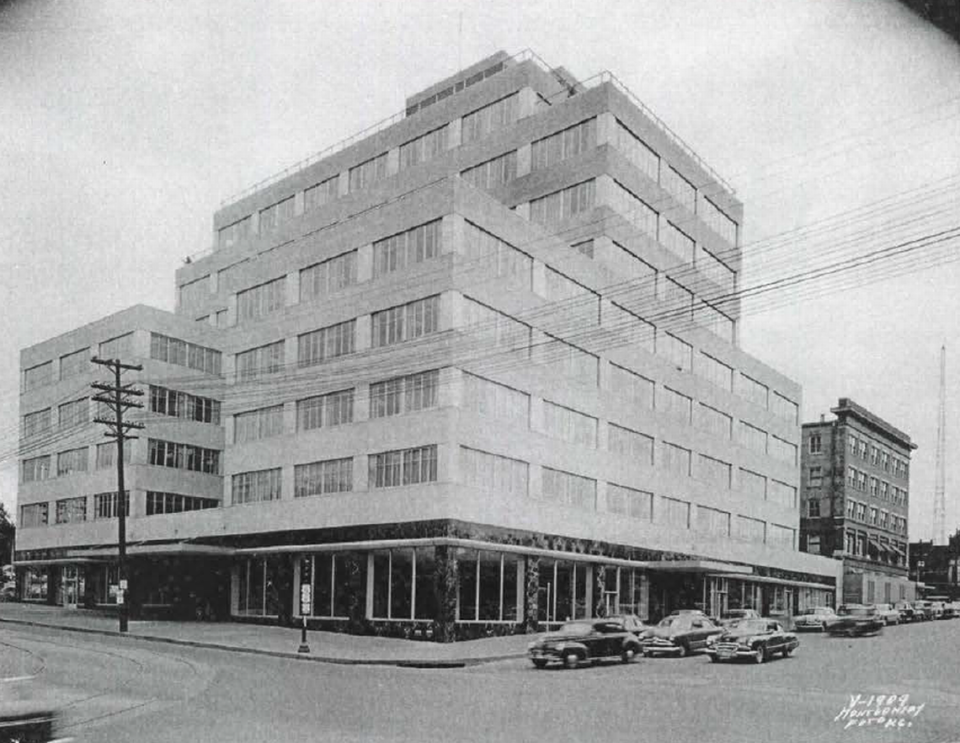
(15, 521, 838, 641)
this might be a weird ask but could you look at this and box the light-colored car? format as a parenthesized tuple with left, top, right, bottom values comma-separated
(793, 606, 837, 631)
(872, 603, 901, 625)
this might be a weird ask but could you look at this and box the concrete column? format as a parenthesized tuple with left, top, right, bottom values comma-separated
(530, 463, 544, 500)
(354, 383, 370, 422)
(595, 479, 607, 513)
(285, 271, 300, 307)
(531, 260, 547, 298)
(283, 401, 296, 436)
(386, 148, 400, 177)
(226, 293, 237, 327)
(518, 87, 538, 119)
(529, 396, 544, 434)
(593, 564, 607, 618)
(595, 174, 615, 212)
(222, 353, 235, 384)
(440, 367, 462, 409)
(209, 272, 218, 295)
(440, 290, 458, 332)
(230, 566, 240, 615)
(249, 210, 260, 237)
(523, 555, 540, 633)
(516, 144, 532, 177)
(293, 190, 305, 217)
(355, 455, 368, 492)
(338, 171, 350, 197)
(637, 573, 650, 621)
(224, 416, 235, 448)
(440, 443, 456, 487)
(595, 112, 616, 148)
(441, 214, 464, 255)
(365, 553, 375, 619)
(131, 329, 151, 358)
(355, 313, 371, 351)
(433, 545, 459, 642)
(224, 472, 234, 507)
(357, 244, 373, 283)
(447, 119, 462, 149)
(284, 337, 297, 370)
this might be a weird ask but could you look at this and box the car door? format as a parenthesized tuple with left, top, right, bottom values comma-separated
(766, 622, 783, 652)
(689, 619, 710, 649)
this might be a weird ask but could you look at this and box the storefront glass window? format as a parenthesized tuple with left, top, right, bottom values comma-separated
(457, 549, 478, 621)
(390, 549, 413, 620)
(415, 549, 437, 620)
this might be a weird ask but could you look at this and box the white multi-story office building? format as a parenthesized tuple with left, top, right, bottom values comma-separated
(17, 51, 841, 639)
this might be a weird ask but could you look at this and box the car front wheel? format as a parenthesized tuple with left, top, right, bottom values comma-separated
(564, 652, 580, 669)
(782, 647, 794, 657)
(532, 659, 548, 669)
(676, 643, 689, 658)
(622, 647, 637, 663)
(752, 647, 765, 664)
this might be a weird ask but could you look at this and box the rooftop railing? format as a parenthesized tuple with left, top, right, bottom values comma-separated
(215, 48, 734, 215)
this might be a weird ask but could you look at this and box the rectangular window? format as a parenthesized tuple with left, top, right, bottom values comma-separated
(529, 180, 596, 225)
(370, 370, 439, 419)
(543, 400, 598, 448)
(145, 491, 218, 516)
(96, 440, 131, 470)
(659, 496, 690, 529)
(808, 499, 821, 518)
(658, 333, 692, 372)
(736, 516, 765, 543)
(696, 506, 731, 537)
(20, 503, 48, 528)
(56, 447, 88, 476)
(399, 125, 448, 169)
(461, 151, 518, 190)
(614, 121, 659, 182)
(660, 165, 697, 213)
(236, 340, 285, 381)
(531, 118, 596, 171)
(768, 524, 796, 549)
(809, 466, 823, 486)
(147, 439, 220, 474)
(607, 424, 654, 465)
(258, 196, 295, 235)
(661, 221, 695, 263)
(150, 333, 221, 375)
(348, 152, 388, 192)
(294, 458, 354, 497)
(604, 303, 656, 354)
(662, 442, 692, 477)
(771, 392, 799, 424)
(369, 445, 438, 488)
(59, 348, 89, 381)
(809, 434, 822, 453)
(461, 372, 529, 427)
(740, 468, 767, 500)
(701, 197, 738, 245)
(371, 296, 440, 348)
(372, 220, 442, 278)
(808, 534, 821, 553)
(232, 468, 282, 505)
(296, 388, 355, 432)
(149, 386, 220, 424)
(217, 215, 252, 250)
(304, 176, 339, 212)
(739, 421, 768, 455)
(459, 447, 528, 497)
(606, 484, 653, 521)
(659, 387, 692, 425)
(699, 455, 732, 489)
(697, 353, 734, 392)
(770, 436, 798, 465)
(769, 480, 797, 508)
(93, 491, 130, 520)
(55, 496, 87, 524)
(608, 364, 654, 410)
(606, 181, 658, 240)
(236, 277, 285, 323)
(299, 251, 358, 303)
(297, 320, 356, 368)
(697, 404, 732, 440)
(698, 247, 736, 294)
(58, 399, 88, 428)
(21, 455, 51, 483)
(179, 276, 209, 313)
(99, 333, 134, 361)
(22, 408, 52, 438)
(461, 222, 533, 290)
(23, 361, 53, 391)
(740, 374, 769, 408)
(461, 93, 519, 144)
(541, 467, 596, 511)
(234, 405, 285, 444)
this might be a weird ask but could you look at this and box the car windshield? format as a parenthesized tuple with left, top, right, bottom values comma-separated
(556, 622, 593, 635)
(657, 617, 684, 628)
(728, 619, 769, 633)
(842, 607, 874, 617)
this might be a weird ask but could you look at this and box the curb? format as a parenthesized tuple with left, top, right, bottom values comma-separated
(0, 617, 526, 669)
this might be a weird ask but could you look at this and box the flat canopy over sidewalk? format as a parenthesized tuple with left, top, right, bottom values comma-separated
(0, 603, 535, 667)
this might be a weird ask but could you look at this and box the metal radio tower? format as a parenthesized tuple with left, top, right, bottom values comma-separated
(934, 345, 947, 546)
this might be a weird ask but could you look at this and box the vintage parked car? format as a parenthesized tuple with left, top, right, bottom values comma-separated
(893, 601, 916, 622)
(793, 606, 838, 631)
(528, 618, 643, 669)
(872, 603, 902, 625)
(704, 619, 799, 664)
(912, 600, 937, 621)
(826, 605, 884, 637)
(639, 614, 724, 657)
(717, 609, 761, 627)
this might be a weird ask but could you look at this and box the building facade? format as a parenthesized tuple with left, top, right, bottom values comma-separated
(17, 51, 841, 639)
(800, 398, 916, 605)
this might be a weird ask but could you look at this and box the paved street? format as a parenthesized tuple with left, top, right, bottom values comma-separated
(1, 621, 959, 743)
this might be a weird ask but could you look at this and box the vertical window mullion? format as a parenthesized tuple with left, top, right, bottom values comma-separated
(387, 550, 393, 620)
(499, 554, 504, 622)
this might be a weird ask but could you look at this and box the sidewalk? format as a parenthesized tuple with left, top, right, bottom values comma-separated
(0, 603, 535, 668)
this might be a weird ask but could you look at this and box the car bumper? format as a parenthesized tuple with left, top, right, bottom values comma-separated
(641, 641, 683, 656)
(704, 646, 756, 661)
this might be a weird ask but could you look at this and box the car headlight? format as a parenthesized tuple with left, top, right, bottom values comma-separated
(705, 636, 717, 646)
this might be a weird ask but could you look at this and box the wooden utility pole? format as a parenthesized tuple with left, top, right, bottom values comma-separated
(91, 356, 144, 633)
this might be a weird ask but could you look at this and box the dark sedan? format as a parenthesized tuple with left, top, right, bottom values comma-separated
(704, 619, 799, 664)
(528, 618, 643, 669)
(826, 605, 884, 637)
(639, 614, 724, 657)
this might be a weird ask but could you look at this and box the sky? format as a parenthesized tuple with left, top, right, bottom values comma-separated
(1, 0, 959, 540)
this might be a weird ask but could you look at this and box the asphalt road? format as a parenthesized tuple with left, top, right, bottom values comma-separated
(1, 620, 959, 743)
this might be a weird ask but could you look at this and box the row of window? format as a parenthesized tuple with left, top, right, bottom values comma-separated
(842, 498, 908, 534)
(845, 467, 908, 505)
(847, 434, 909, 480)
(21, 440, 132, 483)
(22, 333, 133, 392)
(843, 530, 908, 566)
(20, 491, 218, 527)
(22, 398, 89, 438)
